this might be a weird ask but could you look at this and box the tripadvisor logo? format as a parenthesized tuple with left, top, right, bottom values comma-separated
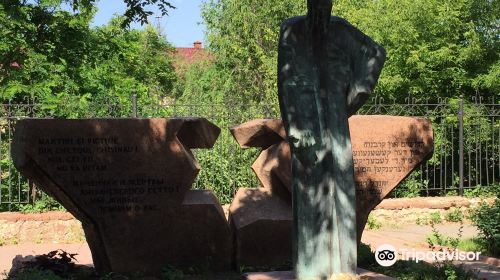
(375, 244, 482, 267)
(375, 244, 397, 267)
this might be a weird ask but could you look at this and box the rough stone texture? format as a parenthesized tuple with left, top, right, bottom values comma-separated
(11, 118, 231, 275)
(376, 196, 471, 210)
(231, 121, 291, 196)
(0, 219, 84, 244)
(230, 116, 433, 244)
(349, 115, 433, 242)
(0, 212, 75, 222)
(230, 119, 286, 149)
(229, 188, 292, 267)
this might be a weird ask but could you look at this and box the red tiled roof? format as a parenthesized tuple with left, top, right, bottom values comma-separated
(0, 62, 21, 69)
(172, 41, 212, 65)
(175, 47, 206, 64)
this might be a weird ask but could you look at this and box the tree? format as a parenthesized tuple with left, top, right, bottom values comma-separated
(5, 0, 175, 27)
(201, 0, 306, 106)
(200, 0, 499, 103)
(0, 1, 176, 115)
(334, 0, 499, 101)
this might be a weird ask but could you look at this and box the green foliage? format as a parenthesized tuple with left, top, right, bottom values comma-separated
(456, 238, 487, 254)
(0, 2, 176, 109)
(430, 212, 442, 224)
(336, 0, 499, 101)
(201, 0, 499, 104)
(7, 268, 65, 280)
(445, 208, 464, 223)
(392, 171, 428, 198)
(16, 196, 64, 213)
(2, 0, 174, 28)
(464, 184, 500, 198)
(367, 213, 382, 230)
(357, 243, 377, 268)
(469, 199, 500, 256)
(416, 211, 447, 225)
(358, 242, 479, 280)
(161, 265, 184, 280)
(201, 0, 306, 105)
(0, 0, 178, 211)
(427, 222, 463, 249)
(200, 0, 498, 200)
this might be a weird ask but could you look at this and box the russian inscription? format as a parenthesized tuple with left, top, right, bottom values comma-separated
(12, 118, 232, 275)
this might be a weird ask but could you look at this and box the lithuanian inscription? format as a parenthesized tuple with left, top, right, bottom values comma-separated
(12, 118, 232, 275)
(35, 135, 178, 213)
(38, 136, 137, 172)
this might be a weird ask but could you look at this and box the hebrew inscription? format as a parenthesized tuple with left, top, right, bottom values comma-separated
(231, 115, 434, 244)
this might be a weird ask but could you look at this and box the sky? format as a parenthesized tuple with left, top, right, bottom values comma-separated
(91, 0, 206, 48)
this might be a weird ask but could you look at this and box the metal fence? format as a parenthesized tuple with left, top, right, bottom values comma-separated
(359, 96, 499, 196)
(0, 95, 498, 210)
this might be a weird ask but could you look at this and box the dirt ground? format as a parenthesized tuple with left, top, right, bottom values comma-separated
(1, 201, 499, 279)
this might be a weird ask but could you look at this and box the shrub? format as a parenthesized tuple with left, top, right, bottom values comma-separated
(367, 213, 382, 230)
(445, 208, 464, 223)
(358, 242, 479, 279)
(469, 199, 500, 257)
(16, 196, 64, 213)
(430, 212, 442, 224)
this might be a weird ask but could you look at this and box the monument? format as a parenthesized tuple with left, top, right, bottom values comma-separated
(278, 0, 386, 277)
(229, 117, 433, 268)
(11, 118, 232, 275)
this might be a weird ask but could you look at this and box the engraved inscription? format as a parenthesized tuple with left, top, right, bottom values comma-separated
(353, 139, 427, 199)
(36, 136, 175, 214)
(353, 140, 425, 174)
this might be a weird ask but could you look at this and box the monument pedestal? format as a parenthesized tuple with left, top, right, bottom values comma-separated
(244, 268, 395, 280)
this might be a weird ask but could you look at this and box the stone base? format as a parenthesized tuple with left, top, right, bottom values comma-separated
(243, 268, 395, 280)
(229, 188, 292, 267)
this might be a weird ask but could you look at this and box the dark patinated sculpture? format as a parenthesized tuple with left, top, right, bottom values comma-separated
(278, 0, 386, 278)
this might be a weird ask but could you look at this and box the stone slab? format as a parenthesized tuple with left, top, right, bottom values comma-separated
(349, 116, 433, 241)
(158, 190, 232, 271)
(11, 118, 231, 275)
(230, 116, 434, 243)
(229, 188, 292, 267)
(243, 268, 395, 280)
(230, 119, 286, 149)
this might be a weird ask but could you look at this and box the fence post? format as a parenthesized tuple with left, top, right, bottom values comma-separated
(132, 93, 138, 118)
(458, 95, 464, 196)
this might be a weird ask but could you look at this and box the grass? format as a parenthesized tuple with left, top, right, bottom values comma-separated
(358, 243, 480, 280)
(445, 208, 464, 223)
(366, 213, 382, 230)
(9, 252, 482, 280)
(6, 259, 242, 280)
(430, 212, 442, 224)
(371, 260, 479, 280)
(426, 235, 492, 256)
(416, 212, 443, 225)
(7, 268, 243, 280)
(457, 238, 485, 253)
(0, 236, 19, 246)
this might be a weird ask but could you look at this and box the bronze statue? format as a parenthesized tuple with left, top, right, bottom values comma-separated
(278, 0, 386, 278)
